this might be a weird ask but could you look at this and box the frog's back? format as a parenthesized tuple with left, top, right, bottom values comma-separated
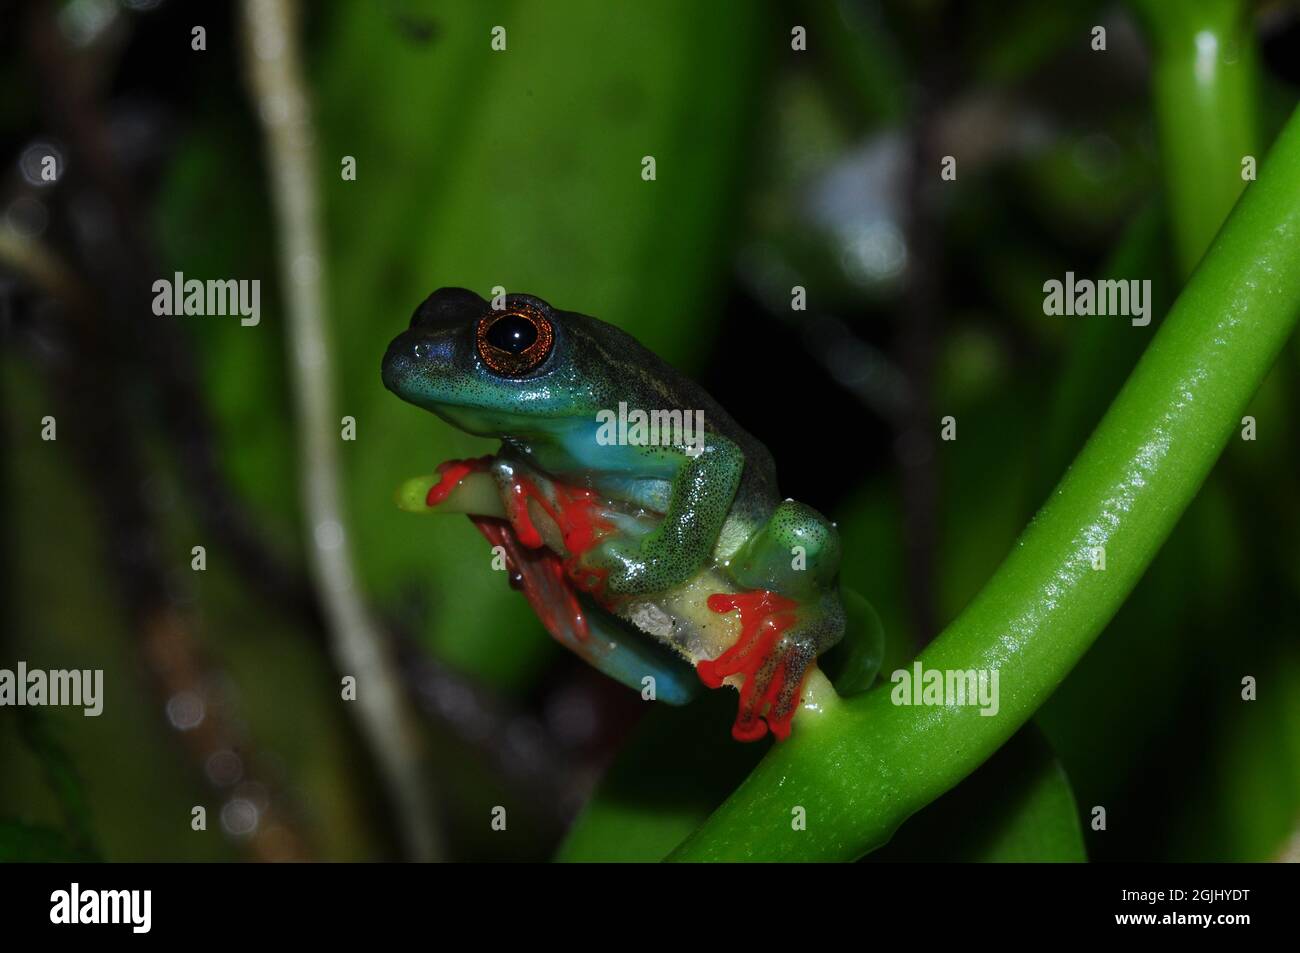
(560, 306, 781, 522)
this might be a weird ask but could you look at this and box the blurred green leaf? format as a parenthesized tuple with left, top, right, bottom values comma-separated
(555, 690, 765, 862)
(969, 0, 1100, 85)
(17, 710, 99, 858)
(0, 820, 94, 862)
(1161, 617, 1300, 861)
(869, 724, 1086, 862)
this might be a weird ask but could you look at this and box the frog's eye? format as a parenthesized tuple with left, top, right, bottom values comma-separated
(475, 305, 554, 376)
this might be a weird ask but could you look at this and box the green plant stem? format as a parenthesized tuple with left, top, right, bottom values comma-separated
(1130, 0, 1256, 277)
(670, 105, 1300, 862)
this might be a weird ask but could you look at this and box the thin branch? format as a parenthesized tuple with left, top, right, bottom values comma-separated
(239, 0, 441, 860)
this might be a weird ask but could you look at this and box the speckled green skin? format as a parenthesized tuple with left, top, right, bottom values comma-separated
(381, 288, 844, 673)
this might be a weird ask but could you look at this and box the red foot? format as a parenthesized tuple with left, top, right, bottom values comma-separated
(492, 469, 616, 601)
(503, 474, 609, 550)
(471, 516, 589, 641)
(431, 455, 617, 605)
(698, 591, 802, 742)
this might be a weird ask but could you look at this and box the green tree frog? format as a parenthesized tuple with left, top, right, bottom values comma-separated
(382, 288, 847, 741)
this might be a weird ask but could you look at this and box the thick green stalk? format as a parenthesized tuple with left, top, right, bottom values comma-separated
(671, 105, 1300, 862)
(1130, 0, 1256, 277)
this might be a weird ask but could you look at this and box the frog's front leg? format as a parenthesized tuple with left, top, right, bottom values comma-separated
(701, 500, 846, 740)
(580, 438, 745, 597)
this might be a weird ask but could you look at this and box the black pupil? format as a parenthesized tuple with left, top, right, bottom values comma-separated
(486, 314, 537, 353)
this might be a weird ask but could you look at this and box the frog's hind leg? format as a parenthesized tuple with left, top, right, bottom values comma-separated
(471, 515, 699, 706)
(700, 501, 846, 741)
(576, 595, 701, 706)
(698, 590, 843, 740)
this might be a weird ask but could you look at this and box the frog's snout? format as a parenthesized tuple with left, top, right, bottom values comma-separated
(382, 324, 466, 409)
(384, 287, 490, 398)
(382, 328, 452, 399)
(380, 331, 418, 396)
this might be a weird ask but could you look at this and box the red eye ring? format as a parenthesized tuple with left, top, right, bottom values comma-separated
(475, 304, 554, 377)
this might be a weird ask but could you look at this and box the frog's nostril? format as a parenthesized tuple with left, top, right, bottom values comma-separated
(381, 337, 414, 391)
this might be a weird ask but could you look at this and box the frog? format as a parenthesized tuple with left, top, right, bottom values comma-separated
(381, 287, 849, 741)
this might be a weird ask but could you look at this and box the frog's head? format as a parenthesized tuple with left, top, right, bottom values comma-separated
(382, 287, 609, 437)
